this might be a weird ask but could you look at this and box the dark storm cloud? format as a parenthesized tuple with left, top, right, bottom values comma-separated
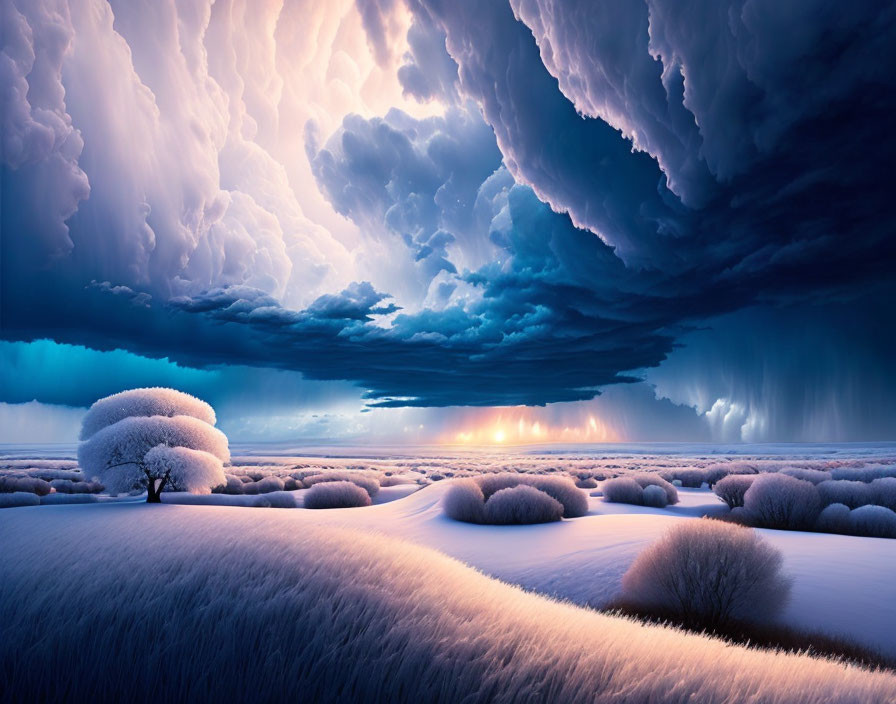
(407, 0, 896, 288)
(2, 181, 686, 407)
(647, 301, 896, 442)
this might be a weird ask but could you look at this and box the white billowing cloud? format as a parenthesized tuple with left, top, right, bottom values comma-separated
(2, 0, 441, 308)
(0, 0, 90, 262)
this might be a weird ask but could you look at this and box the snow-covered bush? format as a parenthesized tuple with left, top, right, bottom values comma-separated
(602, 477, 646, 505)
(528, 476, 588, 518)
(77, 389, 229, 503)
(620, 521, 790, 627)
(483, 485, 564, 524)
(815, 503, 851, 533)
(662, 469, 706, 488)
(253, 476, 285, 494)
(241, 481, 260, 495)
(0, 476, 51, 496)
(215, 475, 245, 494)
(304, 481, 371, 509)
(0, 492, 40, 508)
(303, 472, 380, 497)
(380, 475, 415, 487)
(443, 474, 585, 524)
(49, 479, 103, 494)
(849, 505, 896, 539)
(79, 387, 216, 441)
(641, 485, 669, 508)
(713, 475, 757, 509)
(831, 466, 896, 482)
(743, 474, 821, 530)
(254, 491, 297, 509)
(870, 478, 896, 511)
(26, 468, 83, 482)
(780, 468, 832, 485)
(631, 474, 678, 504)
(477, 473, 527, 500)
(817, 480, 873, 509)
(574, 476, 598, 489)
(442, 480, 486, 524)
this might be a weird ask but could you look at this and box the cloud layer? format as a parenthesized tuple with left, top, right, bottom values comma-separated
(2, 0, 895, 439)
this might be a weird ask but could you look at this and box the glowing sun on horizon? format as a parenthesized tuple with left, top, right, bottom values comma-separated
(443, 408, 619, 445)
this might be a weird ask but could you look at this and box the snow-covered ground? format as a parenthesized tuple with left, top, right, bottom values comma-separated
(223, 482, 895, 658)
(5, 480, 893, 658)
(4, 502, 895, 703)
(3, 443, 896, 662)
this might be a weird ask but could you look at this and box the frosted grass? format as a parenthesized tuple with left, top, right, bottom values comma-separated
(2, 504, 894, 703)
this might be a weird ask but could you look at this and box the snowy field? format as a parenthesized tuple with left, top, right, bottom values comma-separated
(3, 443, 896, 701)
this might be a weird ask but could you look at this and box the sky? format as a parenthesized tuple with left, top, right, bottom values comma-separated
(1, 0, 895, 444)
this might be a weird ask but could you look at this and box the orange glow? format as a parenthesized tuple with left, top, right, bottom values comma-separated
(441, 407, 619, 445)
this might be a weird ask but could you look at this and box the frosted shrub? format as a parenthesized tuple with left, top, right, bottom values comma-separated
(817, 480, 873, 509)
(528, 476, 588, 518)
(743, 474, 821, 530)
(602, 477, 645, 505)
(631, 474, 678, 504)
(870, 478, 896, 511)
(0, 492, 40, 508)
(832, 466, 896, 482)
(442, 480, 486, 524)
(575, 477, 598, 489)
(641, 485, 669, 508)
(713, 475, 757, 509)
(304, 481, 371, 509)
(216, 475, 245, 495)
(0, 476, 51, 496)
(667, 469, 706, 488)
(815, 503, 851, 533)
(241, 481, 260, 495)
(253, 476, 285, 494)
(303, 472, 380, 498)
(380, 475, 415, 487)
(443, 474, 585, 523)
(49, 479, 103, 494)
(477, 473, 526, 500)
(780, 468, 832, 484)
(256, 491, 297, 509)
(77, 389, 230, 503)
(849, 505, 896, 539)
(483, 485, 564, 524)
(620, 521, 790, 628)
(79, 387, 216, 441)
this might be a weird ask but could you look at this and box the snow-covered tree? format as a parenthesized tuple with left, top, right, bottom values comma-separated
(78, 388, 229, 502)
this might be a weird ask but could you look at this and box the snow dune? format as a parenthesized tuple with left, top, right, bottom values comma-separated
(2, 503, 895, 703)
(273, 483, 896, 655)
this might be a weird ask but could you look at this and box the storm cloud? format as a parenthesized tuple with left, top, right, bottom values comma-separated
(2, 0, 895, 439)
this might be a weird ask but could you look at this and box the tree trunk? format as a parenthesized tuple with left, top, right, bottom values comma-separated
(146, 480, 161, 503)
